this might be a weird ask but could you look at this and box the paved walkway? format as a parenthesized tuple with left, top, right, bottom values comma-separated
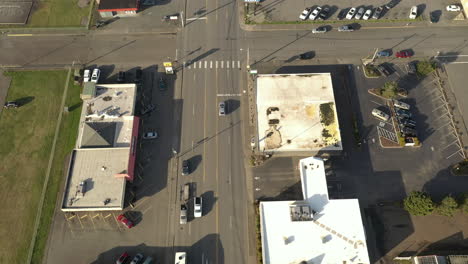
(0, 70, 11, 115)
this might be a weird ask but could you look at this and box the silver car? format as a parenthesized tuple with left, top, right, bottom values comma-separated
(219, 101, 226, 116)
(312, 26, 328, 33)
(355, 7, 365, 19)
(180, 204, 187, 224)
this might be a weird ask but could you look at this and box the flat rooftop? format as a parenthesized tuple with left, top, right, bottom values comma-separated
(260, 157, 369, 264)
(61, 148, 129, 211)
(84, 84, 136, 121)
(256, 73, 342, 153)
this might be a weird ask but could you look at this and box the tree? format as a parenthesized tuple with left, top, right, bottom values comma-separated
(380, 81, 399, 99)
(436, 195, 458, 217)
(403, 191, 435, 216)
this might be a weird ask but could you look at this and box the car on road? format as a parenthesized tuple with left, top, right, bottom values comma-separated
(355, 7, 365, 19)
(182, 160, 191, 175)
(312, 26, 327, 33)
(396, 50, 412, 58)
(116, 252, 130, 264)
(409, 6, 417, 19)
(219, 101, 226, 116)
(83, 69, 90, 82)
(130, 253, 144, 264)
(338, 25, 354, 32)
(91, 68, 100, 83)
(309, 6, 322, 20)
(143, 131, 158, 139)
(377, 50, 391, 57)
(117, 71, 126, 83)
(194, 197, 202, 218)
(299, 51, 314, 59)
(362, 9, 373, 20)
(159, 77, 167, 91)
(4, 101, 19, 108)
(180, 204, 187, 224)
(319, 7, 330, 20)
(373, 6, 384, 19)
(299, 7, 312, 20)
(377, 64, 391, 76)
(372, 108, 390, 121)
(346, 7, 356, 19)
(117, 214, 134, 229)
(134, 68, 143, 84)
(446, 5, 461, 11)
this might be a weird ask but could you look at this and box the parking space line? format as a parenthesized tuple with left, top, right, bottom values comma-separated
(432, 112, 450, 122)
(431, 103, 448, 113)
(370, 100, 382, 106)
(92, 213, 100, 219)
(435, 121, 452, 131)
(103, 213, 112, 219)
(442, 140, 460, 150)
(446, 149, 464, 160)
(80, 214, 88, 219)
(77, 214, 84, 230)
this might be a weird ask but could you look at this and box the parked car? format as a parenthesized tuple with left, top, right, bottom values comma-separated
(355, 7, 365, 19)
(117, 214, 134, 229)
(346, 7, 356, 19)
(396, 50, 413, 58)
(408, 61, 417, 74)
(116, 252, 130, 264)
(180, 204, 187, 224)
(430, 11, 440, 23)
(299, 7, 312, 20)
(377, 50, 391, 57)
(159, 77, 167, 91)
(182, 160, 191, 175)
(312, 26, 327, 33)
(300, 51, 314, 59)
(219, 101, 226, 116)
(372, 108, 390, 121)
(83, 69, 90, 82)
(134, 69, 143, 84)
(362, 9, 373, 20)
(373, 6, 384, 19)
(130, 253, 144, 264)
(117, 71, 126, 83)
(319, 7, 330, 20)
(446, 5, 461, 12)
(409, 6, 418, 19)
(401, 127, 417, 137)
(143, 131, 158, 139)
(393, 99, 410, 110)
(194, 197, 202, 218)
(309, 6, 322, 20)
(91, 68, 100, 83)
(396, 109, 412, 118)
(377, 64, 391, 76)
(141, 103, 156, 115)
(338, 9, 347, 20)
(385, 0, 398, 9)
(399, 118, 417, 128)
(4, 101, 19, 108)
(338, 25, 354, 32)
(399, 122, 416, 130)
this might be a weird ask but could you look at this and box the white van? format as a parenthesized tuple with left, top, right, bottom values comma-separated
(372, 108, 390, 121)
(393, 100, 410, 110)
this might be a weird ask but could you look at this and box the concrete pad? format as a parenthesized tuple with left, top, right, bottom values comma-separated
(0, 1, 32, 24)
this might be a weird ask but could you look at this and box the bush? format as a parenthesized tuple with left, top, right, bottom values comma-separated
(380, 81, 399, 99)
(436, 195, 458, 216)
(364, 64, 381, 77)
(403, 191, 435, 216)
(319, 103, 335, 126)
(416, 61, 436, 76)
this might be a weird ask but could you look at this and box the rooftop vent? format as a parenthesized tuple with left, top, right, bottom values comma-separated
(290, 204, 313, 221)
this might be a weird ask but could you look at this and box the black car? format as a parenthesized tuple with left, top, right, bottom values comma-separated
(396, 109, 412, 118)
(401, 127, 417, 137)
(117, 71, 126, 83)
(299, 52, 314, 60)
(318, 7, 330, 20)
(182, 160, 190, 175)
(430, 10, 441, 23)
(338, 9, 347, 20)
(3, 101, 19, 108)
(373, 6, 384, 19)
(377, 64, 391, 76)
(134, 69, 142, 84)
(399, 119, 416, 128)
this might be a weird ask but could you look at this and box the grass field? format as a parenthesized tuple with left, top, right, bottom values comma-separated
(0, 70, 82, 263)
(27, 0, 92, 27)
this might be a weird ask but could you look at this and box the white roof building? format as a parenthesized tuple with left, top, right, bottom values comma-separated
(255, 73, 342, 154)
(259, 157, 370, 264)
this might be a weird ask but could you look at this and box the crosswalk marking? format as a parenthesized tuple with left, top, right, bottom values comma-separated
(216, 61, 218, 68)
(232, 60, 235, 68)
(227, 61, 230, 68)
(204, 61, 207, 68)
(221, 61, 224, 68)
(181, 60, 241, 70)
(199, 61, 202, 68)
(238, 61, 240, 68)
(210, 61, 212, 68)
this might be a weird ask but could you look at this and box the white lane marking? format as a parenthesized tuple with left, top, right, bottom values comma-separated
(199, 61, 202, 68)
(227, 61, 230, 68)
(238, 60, 240, 68)
(217, 93, 242, 96)
(210, 61, 212, 68)
(175, 49, 178, 60)
(435, 55, 468, 57)
(370, 100, 382, 105)
(187, 17, 207, 21)
(230, 215, 233, 228)
(221, 61, 224, 68)
(446, 62, 468, 64)
(216, 61, 218, 68)
(204, 61, 207, 68)
(193, 104, 195, 115)
(193, 62, 197, 69)
(232, 60, 235, 68)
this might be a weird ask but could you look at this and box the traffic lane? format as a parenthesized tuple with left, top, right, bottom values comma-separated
(0, 34, 176, 67)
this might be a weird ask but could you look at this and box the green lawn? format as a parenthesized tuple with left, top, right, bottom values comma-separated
(27, 0, 92, 27)
(0, 70, 82, 264)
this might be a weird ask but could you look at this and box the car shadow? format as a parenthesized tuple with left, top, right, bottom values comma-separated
(189, 154, 202, 173)
(15, 96, 35, 106)
(226, 99, 240, 114)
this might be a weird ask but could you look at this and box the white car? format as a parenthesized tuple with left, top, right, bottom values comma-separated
(143, 131, 158, 139)
(446, 4, 461, 11)
(355, 7, 365, 19)
(194, 197, 202, 218)
(83, 69, 90, 82)
(409, 6, 417, 19)
(299, 7, 312, 20)
(372, 108, 390, 121)
(346, 7, 356, 19)
(90, 68, 100, 83)
(309, 6, 322, 20)
(312, 26, 327, 33)
(362, 9, 373, 20)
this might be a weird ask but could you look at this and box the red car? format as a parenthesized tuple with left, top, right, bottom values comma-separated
(116, 252, 130, 264)
(117, 214, 134, 229)
(396, 50, 413, 58)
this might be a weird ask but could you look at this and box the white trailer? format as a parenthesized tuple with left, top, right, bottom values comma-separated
(175, 252, 186, 264)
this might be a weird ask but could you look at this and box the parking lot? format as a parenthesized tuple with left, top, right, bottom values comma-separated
(248, 0, 465, 24)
